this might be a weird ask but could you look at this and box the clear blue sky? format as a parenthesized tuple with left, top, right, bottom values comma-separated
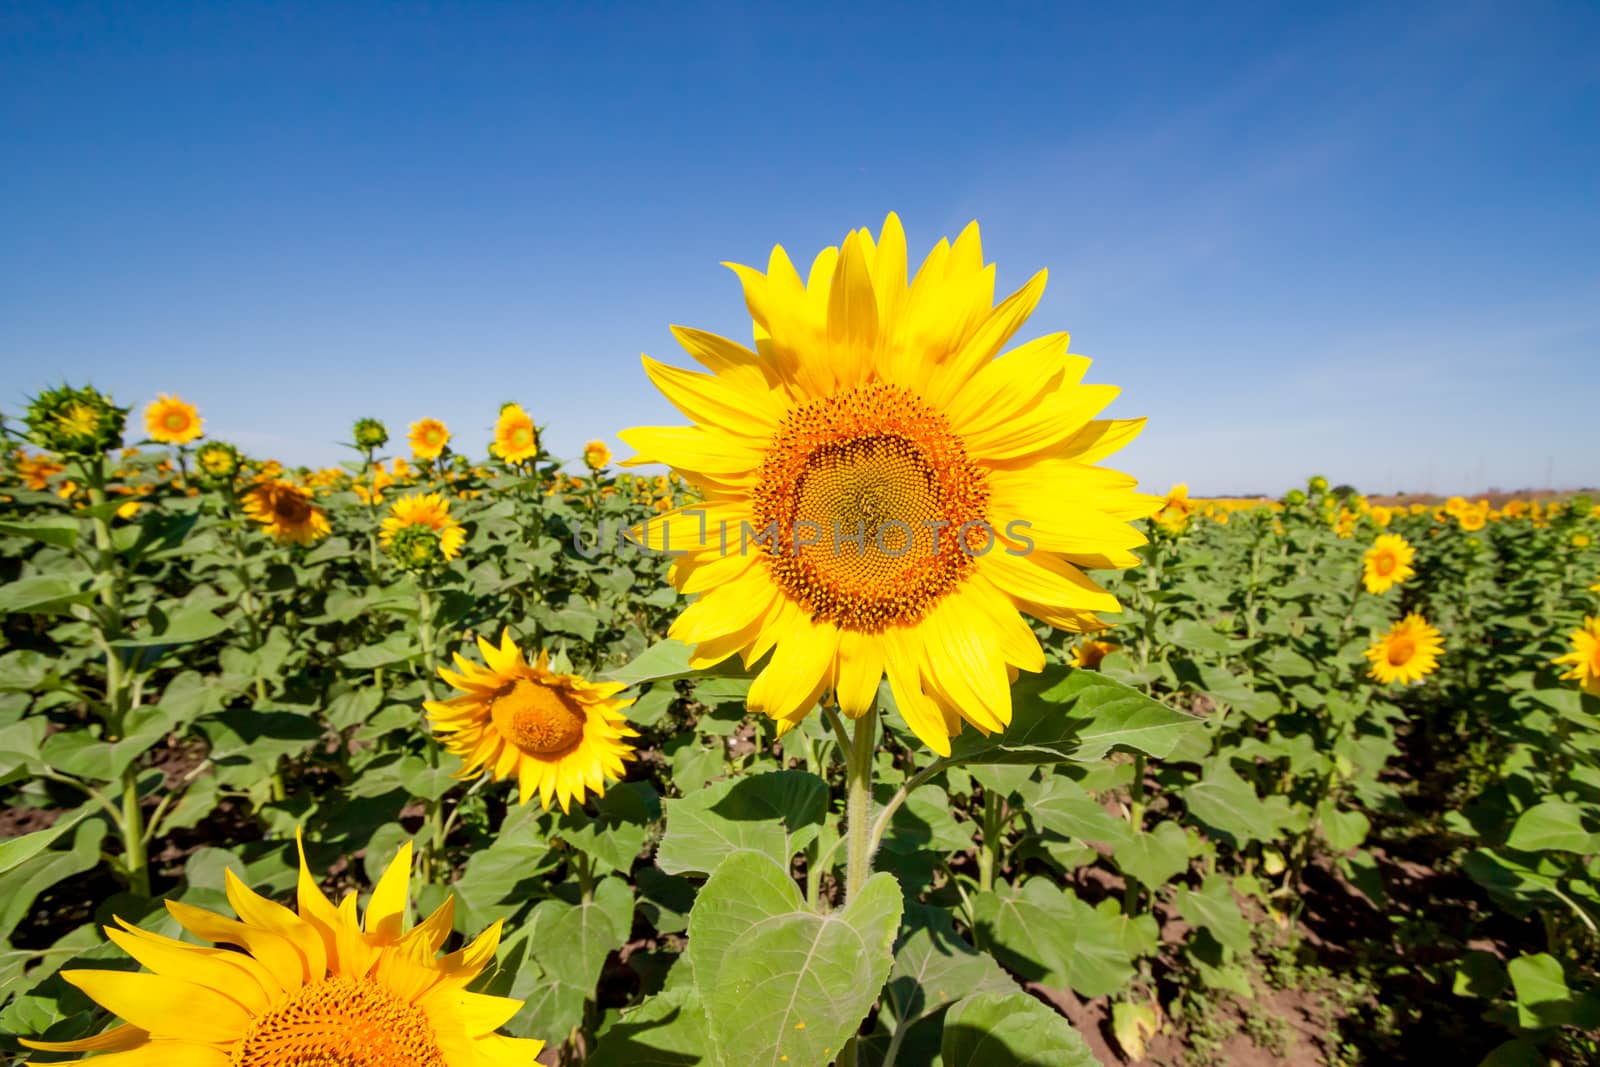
(3, 2, 1596, 495)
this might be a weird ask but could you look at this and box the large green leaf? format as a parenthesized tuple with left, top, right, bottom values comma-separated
(1505, 800, 1600, 854)
(974, 879, 1139, 998)
(1182, 759, 1296, 847)
(1113, 820, 1191, 888)
(1016, 774, 1125, 843)
(655, 770, 827, 876)
(0, 574, 97, 615)
(941, 990, 1097, 1067)
(1173, 876, 1252, 956)
(689, 851, 902, 1067)
(589, 986, 710, 1067)
(882, 907, 1015, 1037)
(948, 666, 1200, 766)
(0, 517, 80, 549)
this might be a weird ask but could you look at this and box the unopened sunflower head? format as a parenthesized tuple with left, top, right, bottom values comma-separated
(425, 630, 637, 812)
(381, 492, 466, 571)
(193, 440, 243, 487)
(144, 394, 204, 445)
(24, 384, 128, 457)
(619, 212, 1158, 756)
(353, 417, 389, 450)
(19, 829, 541, 1067)
(243, 480, 331, 545)
(583, 440, 611, 470)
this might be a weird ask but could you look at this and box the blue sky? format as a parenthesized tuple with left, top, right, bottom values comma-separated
(3, 2, 1596, 495)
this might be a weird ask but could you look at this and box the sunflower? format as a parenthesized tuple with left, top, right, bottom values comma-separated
(1457, 502, 1489, 532)
(381, 492, 467, 568)
(144, 394, 204, 445)
(425, 630, 636, 812)
(620, 213, 1155, 756)
(19, 830, 541, 1067)
(411, 418, 451, 461)
(491, 404, 538, 464)
(1554, 617, 1600, 696)
(1070, 638, 1120, 670)
(583, 440, 611, 470)
(1151, 484, 1193, 532)
(1362, 534, 1416, 594)
(15, 452, 64, 490)
(1365, 613, 1444, 685)
(1369, 505, 1392, 527)
(1572, 532, 1593, 550)
(243, 480, 331, 545)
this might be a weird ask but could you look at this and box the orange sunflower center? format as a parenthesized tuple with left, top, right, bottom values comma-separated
(491, 678, 587, 756)
(1373, 552, 1395, 576)
(164, 411, 189, 432)
(1386, 634, 1416, 667)
(229, 975, 446, 1067)
(751, 383, 988, 632)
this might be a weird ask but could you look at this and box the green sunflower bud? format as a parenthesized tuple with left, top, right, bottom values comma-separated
(384, 523, 445, 572)
(1284, 488, 1307, 507)
(1307, 474, 1329, 495)
(353, 417, 389, 450)
(24, 384, 128, 456)
(193, 441, 243, 487)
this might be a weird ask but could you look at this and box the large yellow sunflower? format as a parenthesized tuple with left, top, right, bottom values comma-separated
(1364, 613, 1444, 685)
(620, 213, 1155, 756)
(411, 418, 452, 461)
(144, 394, 204, 445)
(1361, 533, 1416, 594)
(243, 480, 331, 545)
(1554, 617, 1600, 696)
(425, 630, 637, 812)
(490, 404, 538, 464)
(20, 831, 541, 1067)
(381, 492, 467, 562)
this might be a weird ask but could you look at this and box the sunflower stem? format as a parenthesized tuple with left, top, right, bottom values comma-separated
(844, 703, 878, 905)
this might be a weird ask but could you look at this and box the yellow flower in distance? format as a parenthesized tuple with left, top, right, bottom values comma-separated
(491, 404, 538, 464)
(15, 452, 64, 490)
(411, 418, 451, 461)
(1554, 617, 1600, 696)
(1152, 483, 1193, 532)
(243, 480, 331, 545)
(1362, 534, 1416, 594)
(426, 630, 637, 812)
(1369, 504, 1392, 527)
(144, 394, 204, 445)
(621, 213, 1155, 756)
(584, 440, 611, 470)
(20, 830, 542, 1067)
(1572, 532, 1593, 550)
(381, 492, 467, 562)
(1457, 502, 1489, 532)
(1070, 638, 1120, 670)
(1365, 613, 1444, 685)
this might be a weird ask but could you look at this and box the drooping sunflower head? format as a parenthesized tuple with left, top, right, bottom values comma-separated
(1554, 617, 1600, 696)
(20, 829, 542, 1067)
(1364, 613, 1444, 686)
(1362, 533, 1416, 594)
(491, 404, 539, 465)
(1070, 638, 1121, 670)
(425, 630, 637, 812)
(243, 479, 332, 545)
(583, 439, 611, 470)
(24, 384, 128, 456)
(353, 417, 389, 450)
(381, 491, 466, 571)
(410, 417, 451, 461)
(144, 393, 204, 445)
(621, 213, 1156, 755)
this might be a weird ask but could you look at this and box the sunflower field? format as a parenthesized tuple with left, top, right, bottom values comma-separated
(3, 217, 1599, 1067)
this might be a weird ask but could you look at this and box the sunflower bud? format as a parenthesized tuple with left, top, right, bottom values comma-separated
(193, 441, 243, 488)
(1307, 474, 1329, 495)
(383, 523, 446, 572)
(353, 417, 389, 450)
(1283, 488, 1307, 507)
(24, 384, 128, 457)
(583, 440, 611, 470)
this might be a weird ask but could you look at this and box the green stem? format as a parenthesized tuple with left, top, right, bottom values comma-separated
(868, 760, 949, 855)
(844, 704, 878, 904)
(1123, 751, 1147, 914)
(978, 789, 1002, 893)
(120, 764, 150, 897)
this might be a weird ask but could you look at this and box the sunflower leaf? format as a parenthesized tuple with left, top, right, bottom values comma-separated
(941, 989, 1098, 1067)
(948, 666, 1201, 766)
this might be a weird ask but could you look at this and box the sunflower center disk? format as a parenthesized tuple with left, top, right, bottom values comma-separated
(165, 412, 188, 431)
(1387, 635, 1416, 667)
(492, 678, 587, 756)
(753, 384, 989, 632)
(230, 975, 447, 1067)
(1374, 554, 1395, 576)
